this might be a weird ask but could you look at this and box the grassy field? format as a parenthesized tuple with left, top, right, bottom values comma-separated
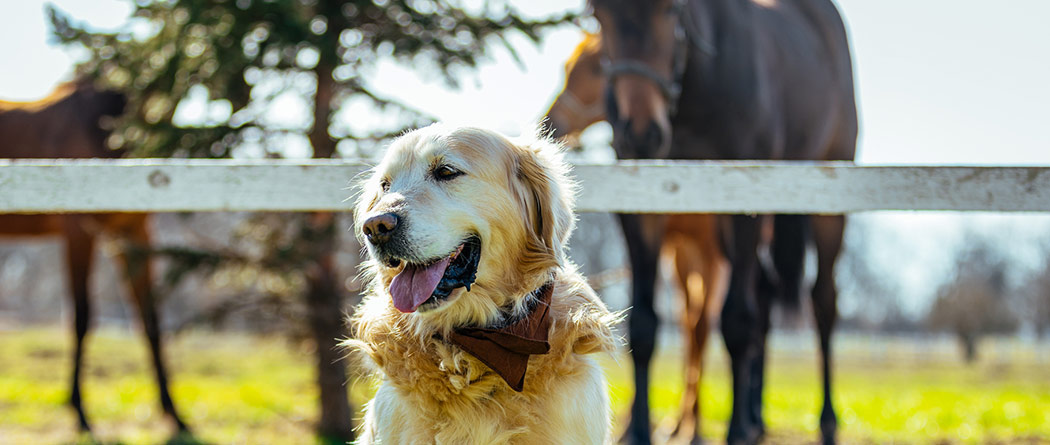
(1, 327, 1048, 444)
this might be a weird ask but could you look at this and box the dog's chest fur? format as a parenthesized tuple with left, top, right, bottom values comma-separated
(352, 276, 617, 444)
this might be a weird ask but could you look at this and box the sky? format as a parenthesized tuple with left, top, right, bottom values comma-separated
(1, 0, 1049, 319)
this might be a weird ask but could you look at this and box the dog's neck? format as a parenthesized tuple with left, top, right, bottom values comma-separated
(486, 280, 554, 329)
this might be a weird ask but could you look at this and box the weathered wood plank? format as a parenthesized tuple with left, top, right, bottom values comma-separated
(0, 159, 368, 213)
(1, 159, 1048, 213)
(573, 161, 1050, 213)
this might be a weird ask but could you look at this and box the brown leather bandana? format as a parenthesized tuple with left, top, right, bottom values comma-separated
(447, 283, 553, 392)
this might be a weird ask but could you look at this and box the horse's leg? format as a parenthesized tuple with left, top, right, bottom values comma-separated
(688, 233, 730, 445)
(770, 215, 809, 304)
(114, 215, 188, 431)
(63, 216, 95, 432)
(720, 215, 763, 445)
(745, 280, 772, 441)
(619, 213, 666, 445)
(672, 216, 730, 445)
(668, 235, 702, 444)
(696, 225, 729, 444)
(811, 215, 844, 445)
(748, 215, 810, 436)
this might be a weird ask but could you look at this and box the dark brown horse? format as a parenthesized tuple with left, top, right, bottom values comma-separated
(589, 0, 858, 444)
(545, 34, 729, 444)
(0, 79, 189, 433)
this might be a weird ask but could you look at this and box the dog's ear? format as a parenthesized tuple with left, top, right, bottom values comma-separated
(513, 135, 576, 274)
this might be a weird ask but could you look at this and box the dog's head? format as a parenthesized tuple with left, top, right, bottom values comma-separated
(354, 124, 576, 330)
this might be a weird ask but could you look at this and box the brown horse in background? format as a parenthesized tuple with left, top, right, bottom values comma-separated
(546, 34, 607, 148)
(589, 0, 858, 444)
(0, 79, 189, 433)
(546, 33, 730, 444)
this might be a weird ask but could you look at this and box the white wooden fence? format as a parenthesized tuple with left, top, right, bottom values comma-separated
(1, 159, 1049, 213)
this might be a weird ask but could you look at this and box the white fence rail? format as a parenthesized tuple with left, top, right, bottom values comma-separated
(1, 159, 1049, 213)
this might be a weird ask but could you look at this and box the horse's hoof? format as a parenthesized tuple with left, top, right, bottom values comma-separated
(627, 433, 653, 445)
(726, 427, 762, 445)
(664, 416, 701, 445)
(73, 411, 92, 433)
(617, 428, 652, 445)
(675, 429, 706, 445)
(174, 417, 191, 433)
(820, 428, 838, 445)
(630, 431, 653, 445)
(166, 430, 206, 445)
(820, 415, 838, 445)
(674, 432, 705, 445)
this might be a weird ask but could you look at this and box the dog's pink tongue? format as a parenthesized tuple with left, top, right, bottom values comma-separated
(389, 257, 452, 313)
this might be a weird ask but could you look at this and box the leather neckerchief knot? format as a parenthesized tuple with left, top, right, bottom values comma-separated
(446, 282, 554, 392)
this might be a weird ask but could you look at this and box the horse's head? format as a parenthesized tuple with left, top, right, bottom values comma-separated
(71, 79, 128, 119)
(94, 89, 128, 119)
(544, 33, 606, 146)
(69, 79, 128, 157)
(591, 0, 688, 159)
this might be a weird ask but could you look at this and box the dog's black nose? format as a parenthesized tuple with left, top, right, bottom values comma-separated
(363, 212, 400, 245)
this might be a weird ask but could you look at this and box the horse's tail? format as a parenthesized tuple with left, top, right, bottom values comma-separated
(757, 214, 810, 308)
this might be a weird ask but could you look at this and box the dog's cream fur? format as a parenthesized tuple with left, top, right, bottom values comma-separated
(346, 124, 619, 444)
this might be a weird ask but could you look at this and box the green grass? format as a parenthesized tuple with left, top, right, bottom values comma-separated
(603, 336, 1050, 444)
(1, 327, 1048, 444)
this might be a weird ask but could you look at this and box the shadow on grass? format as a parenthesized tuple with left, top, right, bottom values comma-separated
(166, 430, 209, 445)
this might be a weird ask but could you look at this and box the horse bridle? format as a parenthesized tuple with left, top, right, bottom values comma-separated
(601, 0, 716, 116)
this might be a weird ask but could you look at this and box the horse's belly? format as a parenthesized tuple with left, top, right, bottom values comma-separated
(0, 215, 64, 236)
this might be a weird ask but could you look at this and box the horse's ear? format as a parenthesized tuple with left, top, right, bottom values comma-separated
(513, 135, 576, 273)
(99, 91, 127, 117)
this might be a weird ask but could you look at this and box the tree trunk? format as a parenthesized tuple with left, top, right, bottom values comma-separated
(310, 62, 336, 159)
(306, 240, 353, 443)
(306, 61, 354, 442)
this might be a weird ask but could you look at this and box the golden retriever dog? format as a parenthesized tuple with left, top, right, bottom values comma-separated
(346, 124, 619, 444)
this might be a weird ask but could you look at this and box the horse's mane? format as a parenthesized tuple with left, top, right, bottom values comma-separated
(563, 32, 602, 73)
(0, 79, 91, 113)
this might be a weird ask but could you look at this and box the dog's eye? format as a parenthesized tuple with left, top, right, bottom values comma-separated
(380, 179, 390, 191)
(433, 165, 462, 181)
